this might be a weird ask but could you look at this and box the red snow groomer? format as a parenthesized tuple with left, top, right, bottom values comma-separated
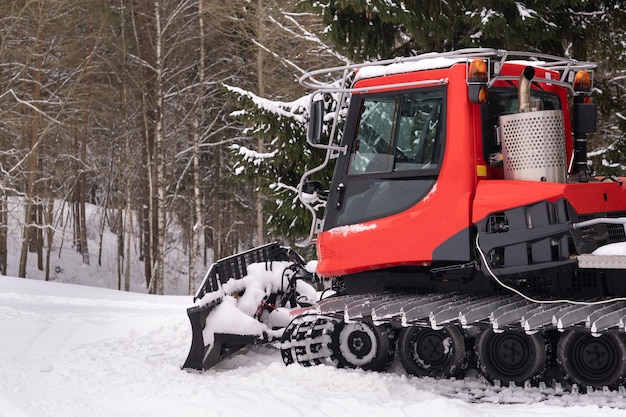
(184, 48, 626, 391)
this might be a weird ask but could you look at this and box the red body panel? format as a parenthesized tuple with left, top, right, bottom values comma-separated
(473, 179, 626, 223)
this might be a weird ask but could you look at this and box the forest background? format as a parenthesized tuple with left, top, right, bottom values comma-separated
(0, 0, 624, 295)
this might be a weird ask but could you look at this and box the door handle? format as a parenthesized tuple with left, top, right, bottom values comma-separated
(335, 183, 346, 209)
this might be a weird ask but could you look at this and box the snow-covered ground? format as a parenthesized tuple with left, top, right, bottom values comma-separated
(3, 198, 626, 416)
(3, 276, 626, 417)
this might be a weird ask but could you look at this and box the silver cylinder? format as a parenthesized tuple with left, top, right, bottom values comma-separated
(499, 110, 567, 183)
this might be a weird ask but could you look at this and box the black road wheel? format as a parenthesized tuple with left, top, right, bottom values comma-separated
(557, 330, 626, 389)
(476, 329, 547, 385)
(331, 321, 395, 371)
(398, 325, 466, 378)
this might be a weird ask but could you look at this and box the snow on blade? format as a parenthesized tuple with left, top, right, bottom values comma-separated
(305, 260, 318, 273)
(198, 261, 317, 344)
(204, 295, 276, 342)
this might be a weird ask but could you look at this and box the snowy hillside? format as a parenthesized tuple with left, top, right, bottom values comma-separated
(3, 198, 198, 295)
(3, 276, 626, 417)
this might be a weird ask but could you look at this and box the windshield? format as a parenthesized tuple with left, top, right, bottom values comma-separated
(347, 89, 444, 175)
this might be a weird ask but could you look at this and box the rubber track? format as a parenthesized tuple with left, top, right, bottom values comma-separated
(279, 312, 626, 405)
(416, 377, 626, 407)
(316, 292, 626, 333)
(278, 292, 626, 398)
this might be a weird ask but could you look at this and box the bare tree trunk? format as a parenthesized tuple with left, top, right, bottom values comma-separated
(188, 0, 206, 295)
(0, 193, 7, 275)
(124, 206, 132, 292)
(255, 0, 265, 246)
(131, 0, 155, 289)
(19, 20, 44, 278)
(36, 198, 43, 271)
(78, 165, 89, 265)
(19, 206, 30, 277)
(124, 104, 133, 292)
(44, 195, 54, 281)
(97, 185, 109, 267)
(203, 222, 211, 266)
(189, 126, 201, 293)
(151, 0, 166, 295)
(77, 18, 96, 266)
(116, 210, 123, 291)
(212, 147, 222, 260)
(120, 0, 132, 292)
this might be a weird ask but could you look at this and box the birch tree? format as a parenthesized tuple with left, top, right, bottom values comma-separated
(187, 0, 206, 295)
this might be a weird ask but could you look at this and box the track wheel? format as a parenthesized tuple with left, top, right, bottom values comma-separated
(557, 330, 626, 389)
(398, 325, 466, 378)
(331, 321, 395, 371)
(476, 329, 547, 385)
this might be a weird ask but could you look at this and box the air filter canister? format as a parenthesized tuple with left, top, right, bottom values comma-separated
(499, 110, 566, 183)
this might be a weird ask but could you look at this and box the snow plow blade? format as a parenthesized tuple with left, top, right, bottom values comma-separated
(182, 242, 316, 371)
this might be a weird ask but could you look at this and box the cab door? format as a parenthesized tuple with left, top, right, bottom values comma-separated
(325, 87, 446, 229)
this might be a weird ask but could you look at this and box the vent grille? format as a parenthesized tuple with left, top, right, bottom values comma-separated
(571, 270, 601, 293)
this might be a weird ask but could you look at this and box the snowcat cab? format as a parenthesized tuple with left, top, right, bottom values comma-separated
(184, 48, 626, 392)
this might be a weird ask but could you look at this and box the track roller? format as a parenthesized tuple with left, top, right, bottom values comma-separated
(331, 321, 396, 371)
(476, 329, 547, 385)
(556, 330, 626, 390)
(398, 325, 466, 378)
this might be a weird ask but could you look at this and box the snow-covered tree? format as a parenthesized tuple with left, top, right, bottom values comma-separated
(584, 3, 626, 176)
(300, 1, 626, 60)
(228, 86, 332, 247)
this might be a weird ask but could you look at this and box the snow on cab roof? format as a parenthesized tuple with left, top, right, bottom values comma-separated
(298, 49, 596, 92)
(353, 56, 468, 82)
(353, 57, 562, 83)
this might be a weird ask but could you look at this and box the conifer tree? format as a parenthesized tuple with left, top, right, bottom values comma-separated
(300, 0, 626, 60)
(228, 86, 333, 247)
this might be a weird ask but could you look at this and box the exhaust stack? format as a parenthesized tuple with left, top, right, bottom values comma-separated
(518, 66, 535, 113)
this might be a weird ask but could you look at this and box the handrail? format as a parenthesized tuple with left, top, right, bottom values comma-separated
(299, 48, 597, 94)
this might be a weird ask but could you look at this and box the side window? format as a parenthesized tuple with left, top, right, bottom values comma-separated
(395, 95, 442, 171)
(347, 89, 444, 175)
